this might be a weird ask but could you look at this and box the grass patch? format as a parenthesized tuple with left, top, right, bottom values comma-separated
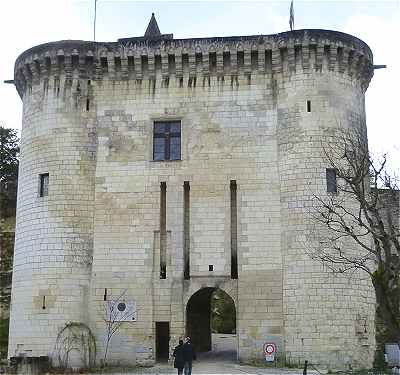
(242, 356, 303, 369)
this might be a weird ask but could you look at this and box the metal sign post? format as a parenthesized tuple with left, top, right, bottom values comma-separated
(263, 343, 277, 363)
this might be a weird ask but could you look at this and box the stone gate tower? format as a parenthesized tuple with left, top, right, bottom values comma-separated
(9, 15, 376, 369)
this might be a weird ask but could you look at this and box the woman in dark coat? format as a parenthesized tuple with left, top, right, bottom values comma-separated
(173, 339, 185, 375)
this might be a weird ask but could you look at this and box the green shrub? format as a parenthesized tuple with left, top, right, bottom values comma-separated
(0, 318, 9, 359)
(373, 348, 388, 372)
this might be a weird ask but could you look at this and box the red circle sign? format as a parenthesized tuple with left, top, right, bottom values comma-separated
(263, 343, 276, 355)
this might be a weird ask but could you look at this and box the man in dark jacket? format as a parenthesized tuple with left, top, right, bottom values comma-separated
(182, 336, 196, 375)
(173, 339, 185, 375)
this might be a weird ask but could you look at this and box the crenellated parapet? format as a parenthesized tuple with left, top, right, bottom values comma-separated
(14, 29, 374, 97)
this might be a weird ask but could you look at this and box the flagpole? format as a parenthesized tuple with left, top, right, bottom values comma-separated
(289, 0, 294, 31)
(93, 0, 97, 42)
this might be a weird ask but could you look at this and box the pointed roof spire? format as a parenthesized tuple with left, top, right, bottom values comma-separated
(144, 13, 161, 38)
(118, 13, 173, 44)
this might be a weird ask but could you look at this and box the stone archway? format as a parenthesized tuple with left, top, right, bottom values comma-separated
(186, 287, 236, 354)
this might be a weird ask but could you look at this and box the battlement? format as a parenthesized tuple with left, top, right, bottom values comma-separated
(14, 29, 374, 97)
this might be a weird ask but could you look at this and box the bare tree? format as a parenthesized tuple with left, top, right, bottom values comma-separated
(102, 289, 136, 367)
(309, 129, 400, 343)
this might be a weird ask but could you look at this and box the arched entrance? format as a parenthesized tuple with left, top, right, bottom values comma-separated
(186, 288, 236, 355)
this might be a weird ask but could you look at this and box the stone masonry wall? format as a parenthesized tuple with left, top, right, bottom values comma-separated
(10, 28, 375, 369)
(88, 72, 282, 364)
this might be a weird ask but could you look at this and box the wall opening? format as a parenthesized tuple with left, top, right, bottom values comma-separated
(307, 100, 311, 112)
(155, 322, 170, 361)
(39, 173, 49, 197)
(71, 55, 79, 70)
(326, 168, 337, 193)
(223, 52, 230, 68)
(141, 56, 148, 75)
(186, 288, 236, 358)
(209, 52, 217, 73)
(251, 51, 258, 69)
(114, 57, 121, 72)
(230, 180, 238, 279)
(265, 50, 272, 73)
(168, 54, 175, 74)
(184, 181, 190, 279)
(100, 57, 108, 72)
(155, 55, 162, 72)
(182, 54, 189, 72)
(160, 182, 167, 279)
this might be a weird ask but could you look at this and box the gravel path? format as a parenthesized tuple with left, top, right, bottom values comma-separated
(101, 351, 324, 375)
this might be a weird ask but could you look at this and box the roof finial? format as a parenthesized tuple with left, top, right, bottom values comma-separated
(144, 13, 161, 38)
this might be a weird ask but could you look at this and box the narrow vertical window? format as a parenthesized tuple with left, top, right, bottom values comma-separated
(326, 168, 337, 193)
(153, 121, 181, 161)
(39, 173, 49, 197)
(160, 182, 167, 279)
(230, 180, 238, 279)
(307, 100, 311, 112)
(184, 181, 190, 280)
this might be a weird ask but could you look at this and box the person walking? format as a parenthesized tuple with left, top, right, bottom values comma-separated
(172, 339, 185, 375)
(182, 336, 196, 375)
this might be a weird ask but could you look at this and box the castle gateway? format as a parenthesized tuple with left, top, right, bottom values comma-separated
(9, 15, 376, 369)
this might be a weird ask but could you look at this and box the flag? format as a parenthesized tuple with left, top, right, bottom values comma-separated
(289, 0, 294, 31)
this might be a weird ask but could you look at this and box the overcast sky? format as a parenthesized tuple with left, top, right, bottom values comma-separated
(0, 0, 399, 168)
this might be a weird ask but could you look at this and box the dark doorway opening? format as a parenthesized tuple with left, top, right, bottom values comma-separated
(155, 322, 170, 361)
(186, 288, 236, 356)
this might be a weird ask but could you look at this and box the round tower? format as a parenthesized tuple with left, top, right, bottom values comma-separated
(273, 31, 375, 368)
(10, 42, 97, 362)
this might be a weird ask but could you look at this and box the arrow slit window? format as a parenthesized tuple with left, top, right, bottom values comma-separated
(153, 121, 181, 161)
(326, 168, 337, 193)
(39, 173, 49, 197)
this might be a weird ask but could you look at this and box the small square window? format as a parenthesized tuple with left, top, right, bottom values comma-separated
(153, 121, 181, 161)
(39, 173, 49, 197)
(326, 168, 337, 193)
